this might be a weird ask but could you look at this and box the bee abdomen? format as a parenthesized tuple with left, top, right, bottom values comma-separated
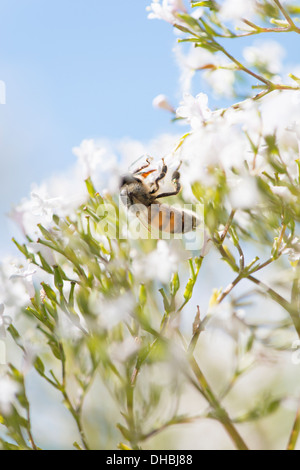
(148, 204, 199, 234)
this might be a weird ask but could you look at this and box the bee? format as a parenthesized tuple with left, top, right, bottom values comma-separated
(120, 157, 199, 237)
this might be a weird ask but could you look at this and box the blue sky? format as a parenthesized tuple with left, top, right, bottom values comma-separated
(0, 0, 181, 252)
(0, 0, 298, 253)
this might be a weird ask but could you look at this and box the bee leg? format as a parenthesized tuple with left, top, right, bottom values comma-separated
(155, 161, 182, 199)
(133, 157, 152, 175)
(149, 158, 168, 194)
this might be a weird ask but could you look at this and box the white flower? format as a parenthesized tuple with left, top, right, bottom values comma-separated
(10, 182, 77, 238)
(178, 109, 251, 187)
(72, 139, 116, 178)
(109, 336, 140, 363)
(89, 292, 135, 330)
(30, 191, 62, 220)
(283, 237, 300, 263)
(260, 90, 300, 136)
(0, 258, 30, 312)
(27, 242, 56, 266)
(219, 0, 256, 23)
(152, 94, 175, 113)
(174, 44, 235, 96)
(229, 175, 260, 209)
(271, 186, 297, 203)
(147, 0, 186, 23)
(176, 93, 212, 129)
(243, 41, 285, 75)
(208, 301, 249, 341)
(10, 262, 37, 299)
(204, 68, 235, 98)
(0, 375, 19, 415)
(0, 304, 12, 339)
(132, 240, 187, 283)
(57, 308, 88, 339)
(201, 230, 213, 257)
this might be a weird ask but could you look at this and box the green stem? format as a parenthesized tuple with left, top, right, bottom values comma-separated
(273, 0, 300, 32)
(217, 274, 243, 304)
(62, 389, 90, 450)
(220, 210, 236, 242)
(189, 355, 248, 450)
(248, 275, 300, 337)
(213, 239, 300, 338)
(287, 405, 300, 450)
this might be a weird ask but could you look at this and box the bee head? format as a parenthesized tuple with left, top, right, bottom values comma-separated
(119, 174, 139, 188)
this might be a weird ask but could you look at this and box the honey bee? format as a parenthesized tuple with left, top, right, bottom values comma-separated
(120, 157, 199, 237)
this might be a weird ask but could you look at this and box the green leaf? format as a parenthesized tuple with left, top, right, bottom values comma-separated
(191, 1, 218, 10)
(73, 441, 83, 450)
(53, 265, 64, 291)
(159, 288, 170, 313)
(116, 423, 132, 441)
(34, 356, 45, 376)
(138, 284, 147, 307)
(41, 282, 57, 303)
(0, 441, 23, 451)
(12, 238, 30, 258)
(26, 306, 43, 322)
(183, 278, 194, 302)
(173, 23, 196, 34)
(289, 73, 300, 85)
(38, 252, 53, 274)
(37, 224, 56, 242)
(7, 325, 21, 345)
(176, 13, 202, 32)
(52, 214, 60, 225)
(85, 177, 97, 198)
(48, 339, 64, 361)
(170, 272, 180, 297)
(269, 18, 289, 27)
(68, 281, 76, 307)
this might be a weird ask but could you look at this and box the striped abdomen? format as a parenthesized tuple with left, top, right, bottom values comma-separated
(147, 203, 199, 234)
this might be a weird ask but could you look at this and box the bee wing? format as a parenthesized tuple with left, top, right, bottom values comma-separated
(127, 198, 160, 239)
(128, 155, 164, 183)
(128, 155, 150, 172)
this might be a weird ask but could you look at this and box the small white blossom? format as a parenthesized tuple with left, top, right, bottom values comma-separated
(109, 336, 140, 363)
(208, 302, 249, 341)
(0, 304, 12, 338)
(72, 139, 116, 178)
(0, 258, 31, 312)
(57, 308, 88, 340)
(30, 191, 62, 220)
(271, 186, 297, 203)
(205, 68, 235, 98)
(89, 292, 135, 330)
(132, 240, 187, 284)
(219, 0, 256, 23)
(147, 0, 186, 23)
(10, 263, 37, 299)
(229, 176, 260, 209)
(283, 237, 300, 263)
(176, 93, 212, 129)
(152, 94, 175, 113)
(175, 44, 236, 96)
(243, 41, 285, 75)
(0, 375, 19, 415)
(174, 45, 213, 94)
(260, 90, 300, 136)
(27, 242, 56, 266)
